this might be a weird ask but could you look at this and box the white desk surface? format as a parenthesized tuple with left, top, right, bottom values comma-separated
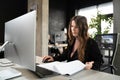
(48, 44, 68, 48)
(0, 59, 120, 80)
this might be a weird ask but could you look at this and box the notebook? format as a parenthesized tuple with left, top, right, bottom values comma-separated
(0, 68, 22, 80)
(37, 60, 85, 75)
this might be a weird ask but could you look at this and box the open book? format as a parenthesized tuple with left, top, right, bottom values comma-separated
(37, 60, 85, 75)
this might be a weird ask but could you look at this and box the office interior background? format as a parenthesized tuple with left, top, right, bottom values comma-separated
(0, 0, 120, 75)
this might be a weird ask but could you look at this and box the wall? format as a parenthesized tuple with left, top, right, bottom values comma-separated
(49, 0, 67, 35)
(28, 0, 49, 56)
(0, 0, 27, 44)
(113, 0, 120, 75)
(113, 0, 120, 33)
(27, 0, 71, 56)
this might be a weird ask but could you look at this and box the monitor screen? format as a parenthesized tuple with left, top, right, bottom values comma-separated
(54, 31, 66, 43)
(4, 10, 36, 71)
(101, 35, 113, 44)
(95, 33, 117, 49)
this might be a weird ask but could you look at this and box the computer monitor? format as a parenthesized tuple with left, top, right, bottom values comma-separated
(95, 33, 117, 50)
(101, 35, 113, 44)
(54, 31, 66, 43)
(4, 10, 36, 71)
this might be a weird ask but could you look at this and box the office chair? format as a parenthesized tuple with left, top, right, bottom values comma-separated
(95, 33, 119, 74)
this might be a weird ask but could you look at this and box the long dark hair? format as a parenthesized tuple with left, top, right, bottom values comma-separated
(68, 16, 89, 61)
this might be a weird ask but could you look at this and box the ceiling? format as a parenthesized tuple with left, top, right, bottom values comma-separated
(68, 0, 113, 9)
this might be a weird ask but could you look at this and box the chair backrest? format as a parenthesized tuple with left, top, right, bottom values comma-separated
(112, 33, 120, 75)
(112, 33, 120, 65)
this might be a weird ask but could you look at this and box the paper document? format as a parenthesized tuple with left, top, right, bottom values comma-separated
(0, 58, 12, 64)
(0, 58, 14, 67)
(37, 60, 85, 75)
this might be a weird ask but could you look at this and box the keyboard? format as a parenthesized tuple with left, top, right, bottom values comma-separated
(0, 68, 22, 80)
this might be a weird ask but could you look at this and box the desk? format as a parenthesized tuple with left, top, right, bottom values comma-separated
(40, 70, 120, 80)
(0, 59, 120, 80)
(48, 44, 68, 54)
(48, 44, 68, 48)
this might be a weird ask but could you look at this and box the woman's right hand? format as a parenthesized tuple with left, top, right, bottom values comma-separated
(42, 56, 54, 63)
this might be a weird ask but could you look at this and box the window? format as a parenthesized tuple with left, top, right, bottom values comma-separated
(78, 2, 113, 36)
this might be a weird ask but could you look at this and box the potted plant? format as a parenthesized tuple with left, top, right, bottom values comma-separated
(89, 11, 113, 38)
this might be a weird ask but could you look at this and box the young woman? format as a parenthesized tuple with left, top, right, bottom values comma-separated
(43, 16, 103, 70)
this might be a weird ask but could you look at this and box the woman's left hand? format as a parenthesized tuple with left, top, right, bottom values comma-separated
(85, 61, 94, 70)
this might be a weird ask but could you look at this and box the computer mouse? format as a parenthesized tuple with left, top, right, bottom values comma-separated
(42, 58, 51, 63)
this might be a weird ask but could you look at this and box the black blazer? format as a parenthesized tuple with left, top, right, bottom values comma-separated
(53, 38, 104, 70)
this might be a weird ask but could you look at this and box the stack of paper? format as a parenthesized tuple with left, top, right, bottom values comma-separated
(0, 58, 14, 67)
(37, 60, 85, 75)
